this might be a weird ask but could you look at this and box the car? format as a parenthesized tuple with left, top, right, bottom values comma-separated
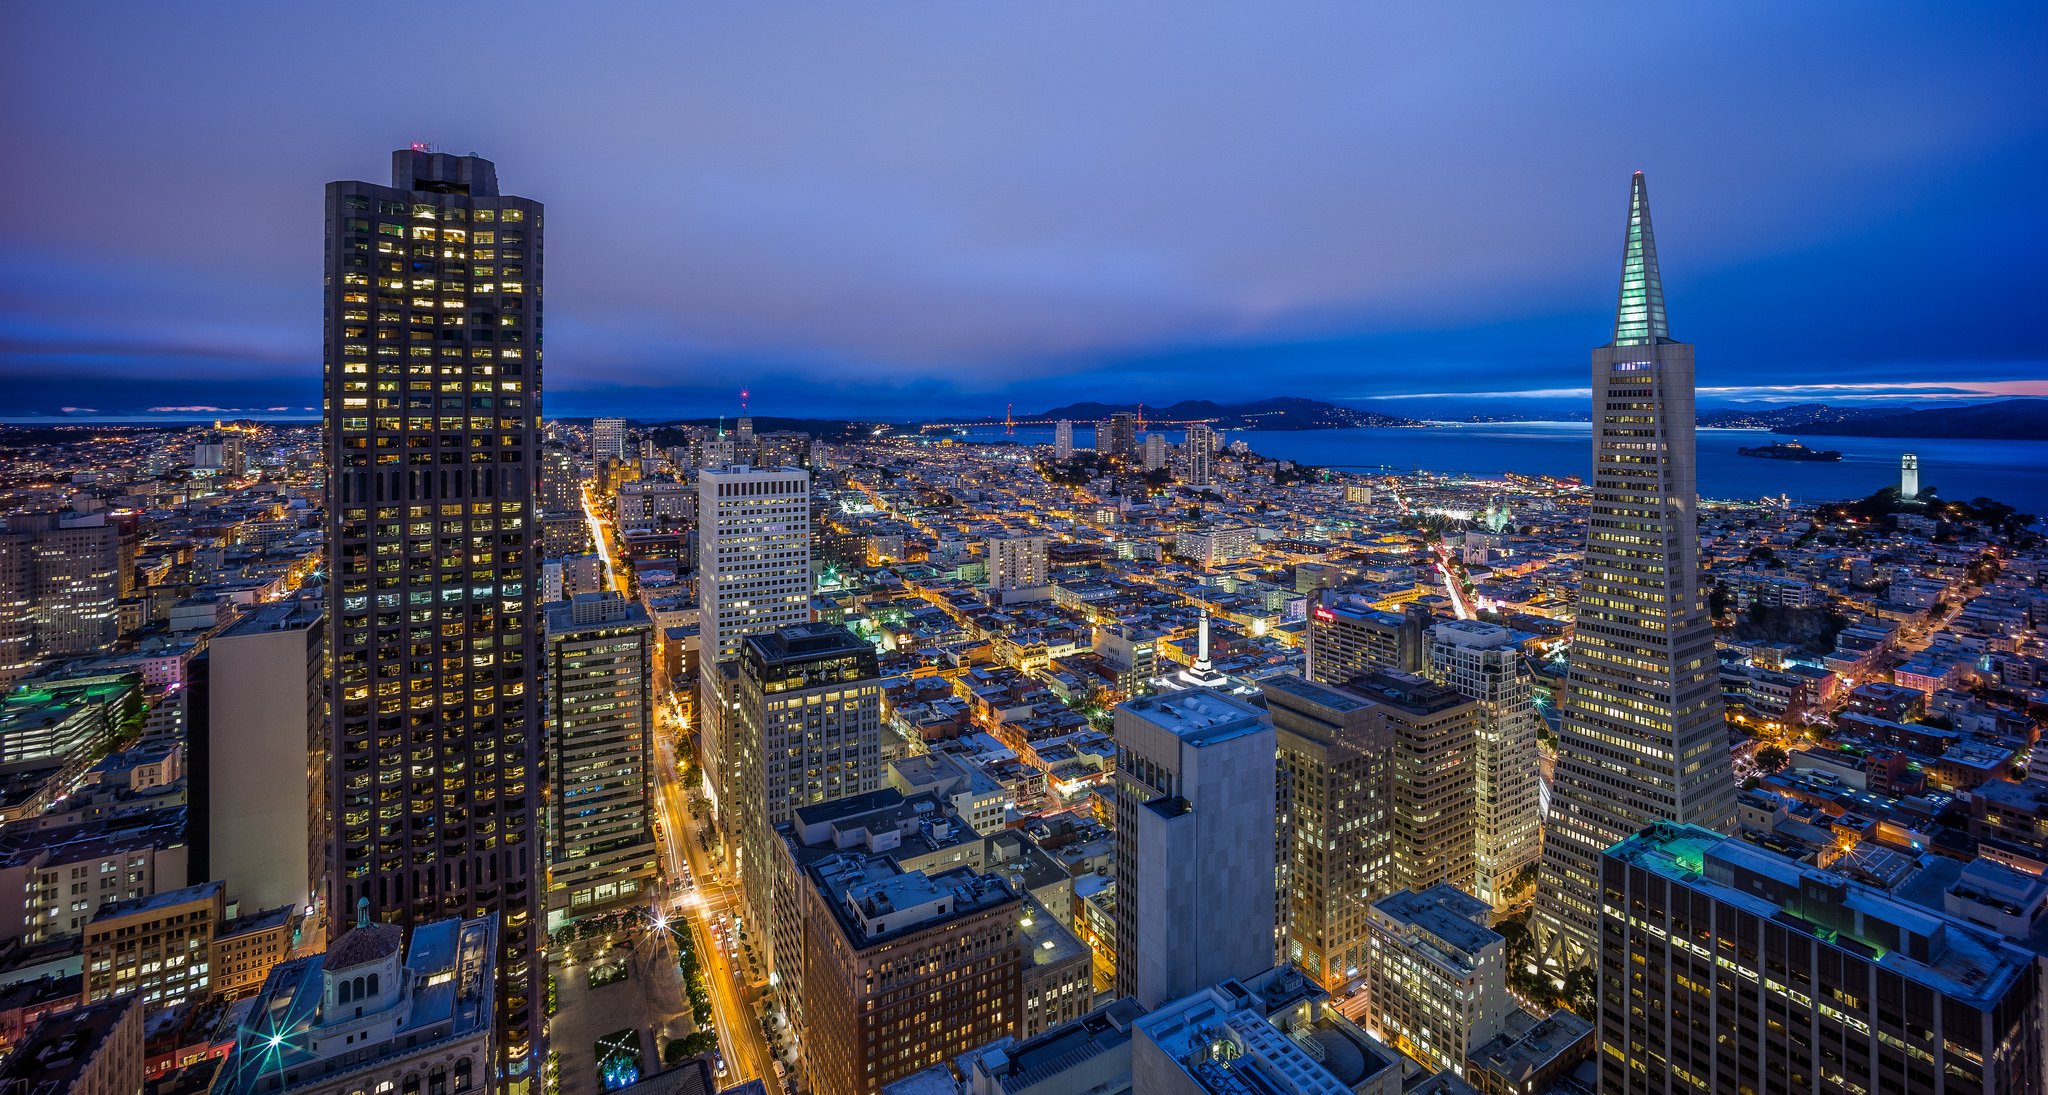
(713, 1053, 727, 1076)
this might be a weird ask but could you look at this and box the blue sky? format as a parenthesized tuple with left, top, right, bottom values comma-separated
(2, 2, 2043, 420)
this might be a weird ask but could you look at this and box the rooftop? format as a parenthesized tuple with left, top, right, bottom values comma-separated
(0, 998, 135, 1092)
(1120, 689, 1269, 747)
(1371, 883, 1501, 963)
(1610, 823, 2032, 1007)
(91, 878, 223, 924)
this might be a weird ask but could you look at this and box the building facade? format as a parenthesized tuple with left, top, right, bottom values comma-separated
(734, 623, 882, 966)
(82, 880, 225, 1011)
(695, 464, 811, 820)
(1534, 173, 1738, 971)
(1428, 620, 1543, 908)
(1352, 670, 1477, 894)
(1600, 824, 2039, 1095)
(1112, 690, 1277, 1008)
(1361, 884, 1512, 1076)
(985, 534, 1049, 593)
(591, 417, 627, 462)
(1305, 596, 1430, 686)
(323, 148, 544, 1079)
(188, 600, 324, 915)
(1052, 419, 1075, 460)
(542, 592, 658, 926)
(1260, 673, 1394, 992)
(1183, 423, 1216, 487)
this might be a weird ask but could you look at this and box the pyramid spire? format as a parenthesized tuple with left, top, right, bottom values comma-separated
(1611, 171, 1669, 346)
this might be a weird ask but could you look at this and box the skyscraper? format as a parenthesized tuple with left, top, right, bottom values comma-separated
(1112, 689, 1277, 1008)
(323, 147, 543, 1082)
(1052, 418, 1075, 459)
(1142, 432, 1167, 470)
(1304, 594, 1430, 686)
(1428, 620, 1543, 909)
(1533, 173, 1737, 971)
(591, 416, 627, 462)
(1184, 423, 1216, 487)
(543, 592, 658, 927)
(695, 463, 811, 819)
(732, 622, 881, 974)
(1260, 673, 1394, 991)
(1103, 411, 1139, 461)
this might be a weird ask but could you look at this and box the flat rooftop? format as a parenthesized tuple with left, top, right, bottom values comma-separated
(1610, 823, 2032, 1007)
(1121, 689, 1269, 747)
(1372, 883, 1500, 962)
(1258, 672, 1374, 713)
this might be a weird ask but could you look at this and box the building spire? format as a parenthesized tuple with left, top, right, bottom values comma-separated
(1611, 171, 1669, 346)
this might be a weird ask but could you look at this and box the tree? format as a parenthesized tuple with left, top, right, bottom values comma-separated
(1756, 746, 1789, 773)
(1563, 966, 1598, 1019)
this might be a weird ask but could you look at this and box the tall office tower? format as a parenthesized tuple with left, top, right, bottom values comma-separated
(1103, 411, 1139, 461)
(1901, 452, 1920, 499)
(542, 592, 657, 928)
(591, 417, 627, 462)
(1428, 620, 1543, 909)
(1113, 690, 1277, 1008)
(1141, 432, 1167, 470)
(734, 416, 754, 444)
(1350, 670, 1477, 894)
(1305, 593, 1431, 686)
(187, 601, 324, 914)
(323, 148, 544, 1083)
(732, 623, 881, 976)
(694, 464, 811, 818)
(1534, 173, 1737, 973)
(1052, 418, 1075, 459)
(0, 531, 33, 685)
(6, 514, 121, 656)
(1184, 423, 1216, 486)
(539, 444, 579, 513)
(1602, 824, 2041, 1094)
(1260, 673, 1394, 991)
(985, 533, 1049, 592)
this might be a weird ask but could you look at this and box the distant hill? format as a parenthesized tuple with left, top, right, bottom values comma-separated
(1770, 399, 2048, 441)
(1030, 397, 1418, 431)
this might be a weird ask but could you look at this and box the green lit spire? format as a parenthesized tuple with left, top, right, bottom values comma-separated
(1611, 171, 1669, 346)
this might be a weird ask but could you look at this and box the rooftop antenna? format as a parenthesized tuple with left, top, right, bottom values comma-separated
(741, 388, 750, 416)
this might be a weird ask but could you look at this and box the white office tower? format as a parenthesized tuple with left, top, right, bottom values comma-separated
(1053, 418, 1075, 459)
(1184, 423, 1216, 487)
(1901, 453, 1920, 499)
(1113, 690, 1277, 1008)
(985, 533, 1049, 593)
(696, 464, 811, 817)
(1533, 173, 1738, 971)
(1142, 433, 1167, 470)
(1428, 620, 1542, 910)
(591, 417, 627, 462)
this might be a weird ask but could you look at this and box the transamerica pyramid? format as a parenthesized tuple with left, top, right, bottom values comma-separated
(1532, 172, 1738, 970)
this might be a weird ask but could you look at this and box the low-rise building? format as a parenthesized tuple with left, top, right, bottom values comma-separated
(82, 880, 224, 1011)
(0, 996, 142, 1095)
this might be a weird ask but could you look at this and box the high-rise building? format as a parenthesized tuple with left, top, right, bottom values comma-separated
(986, 533, 1049, 593)
(1184, 423, 1217, 487)
(591, 416, 627, 462)
(1141, 432, 1167, 470)
(539, 444, 580, 513)
(187, 600, 324, 915)
(1533, 173, 1738, 972)
(3, 514, 121, 657)
(1113, 690, 1277, 1008)
(1053, 418, 1075, 459)
(1260, 673, 1394, 991)
(695, 463, 810, 820)
(1428, 620, 1543, 909)
(323, 148, 544, 1080)
(732, 622, 881, 966)
(1103, 412, 1139, 461)
(791, 852, 1086, 1095)
(1351, 670, 1477, 894)
(1305, 594, 1430, 685)
(543, 592, 658, 927)
(1361, 884, 1514, 1077)
(1601, 823, 2040, 1094)
(1901, 452, 1920, 499)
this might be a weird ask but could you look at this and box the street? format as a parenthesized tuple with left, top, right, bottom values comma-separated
(582, 482, 778, 1088)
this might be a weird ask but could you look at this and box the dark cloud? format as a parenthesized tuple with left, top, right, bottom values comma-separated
(2, 2, 2043, 418)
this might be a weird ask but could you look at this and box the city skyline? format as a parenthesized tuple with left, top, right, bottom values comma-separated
(5, 5, 2046, 419)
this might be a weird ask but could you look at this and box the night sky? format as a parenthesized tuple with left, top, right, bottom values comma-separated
(3, 3, 2043, 420)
